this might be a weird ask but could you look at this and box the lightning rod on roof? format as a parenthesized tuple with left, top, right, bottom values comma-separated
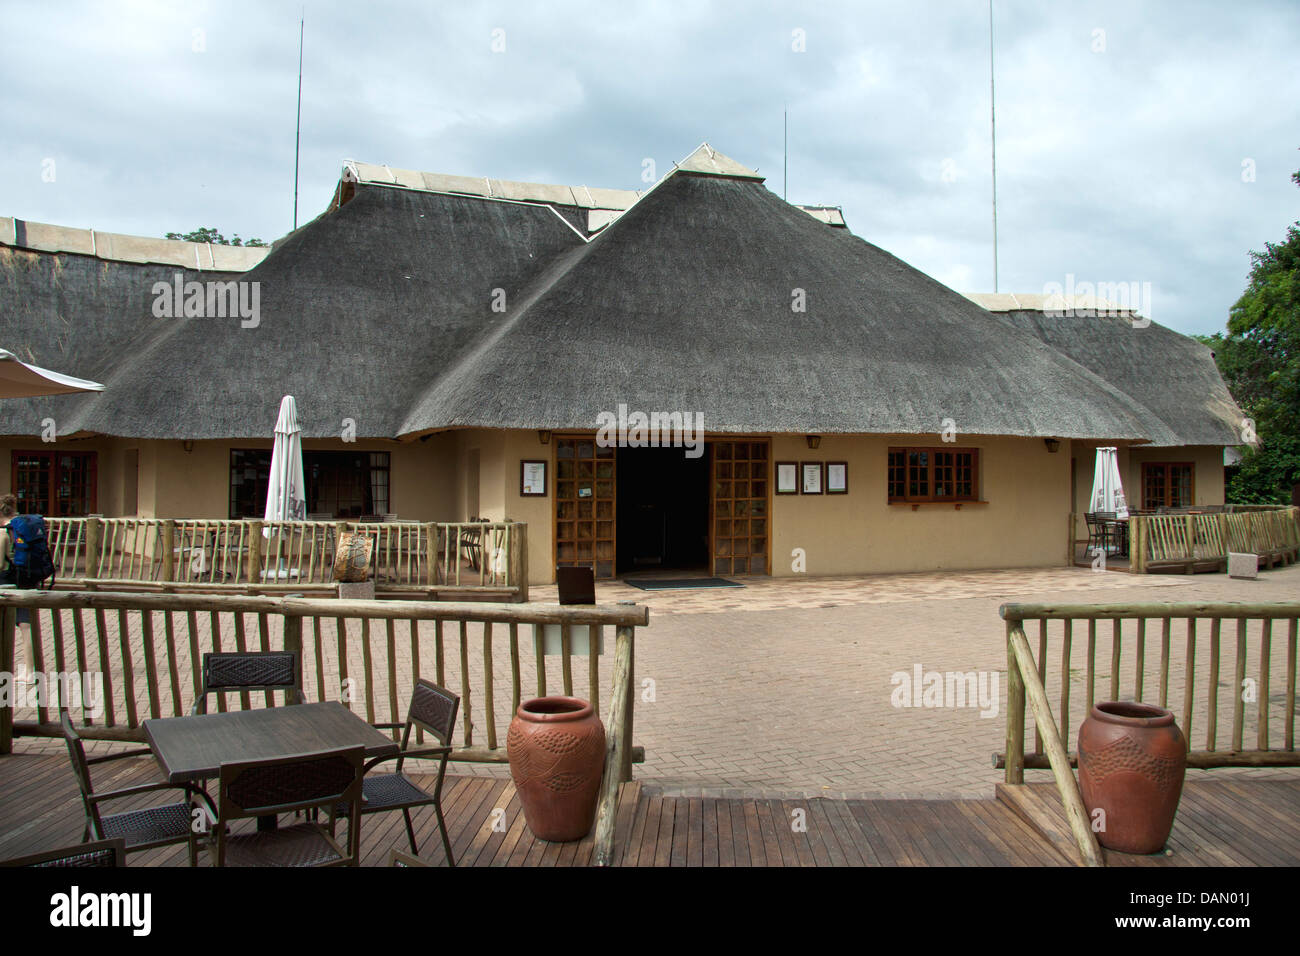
(293, 13, 304, 231)
(988, 0, 999, 293)
(783, 104, 788, 201)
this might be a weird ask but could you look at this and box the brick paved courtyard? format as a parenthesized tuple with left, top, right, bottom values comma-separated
(556, 565, 1300, 797)
(8, 564, 1298, 799)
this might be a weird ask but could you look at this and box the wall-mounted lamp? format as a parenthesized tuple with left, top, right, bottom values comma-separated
(182, 440, 195, 454)
(1044, 438, 1061, 453)
(806, 435, 821, 450)
(537, 430, 552, 445)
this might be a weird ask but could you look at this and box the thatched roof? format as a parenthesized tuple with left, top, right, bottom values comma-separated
(0, 144, 1236, 445)
(44, 185, 587, 439)
(965, 294, 1245, 447)
(397, 151, 1151, 439)
(0, 241, 244, 436)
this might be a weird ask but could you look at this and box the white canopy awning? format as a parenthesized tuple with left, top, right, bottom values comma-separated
(0, 348, 104, 398)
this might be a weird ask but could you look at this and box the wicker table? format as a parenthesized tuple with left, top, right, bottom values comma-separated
(144, 701, 397, 785)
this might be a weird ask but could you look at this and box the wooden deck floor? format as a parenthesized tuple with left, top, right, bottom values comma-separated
(2, 750, 1295, 866)
(998, 779, 1300, 866)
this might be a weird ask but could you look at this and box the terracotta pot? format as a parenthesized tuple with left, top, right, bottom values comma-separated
(1077, 701, 1186, 854)
(507, 696, 606, 842)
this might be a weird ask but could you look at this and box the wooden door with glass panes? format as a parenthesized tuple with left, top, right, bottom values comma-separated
(710, 440, 769, 575)
(555, 436, 616, 579)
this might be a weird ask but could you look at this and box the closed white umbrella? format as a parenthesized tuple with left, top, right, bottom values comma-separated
(263, 397, 306, 580)
(265, 396, 306, 525)
(0, 348, 104, 398)
(1090, 447, 1129, 519)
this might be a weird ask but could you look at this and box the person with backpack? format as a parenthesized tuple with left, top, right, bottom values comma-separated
(3, 503, 55, 590)
(0, 494, 16, 586)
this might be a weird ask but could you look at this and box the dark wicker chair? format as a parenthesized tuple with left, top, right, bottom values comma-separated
(61, 709, 209, 864)
(388, 848, 428, 867)
(338, 679, 460, 865)
(1083, 512, 1100, 554)
(1, 838, 127, 867)
(196, 747, 365, 867)
(191, 651, 302, 715)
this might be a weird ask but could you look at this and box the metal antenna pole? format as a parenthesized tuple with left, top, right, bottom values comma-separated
(293, 14, 304, 230)
(783, 105, 788, 201)
(989, 0, 999, 292)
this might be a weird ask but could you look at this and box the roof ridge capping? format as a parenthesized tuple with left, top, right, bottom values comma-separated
(965, 292, 1143, 317)
(671, 142, 765, 182)
(0, 215, 269, 272)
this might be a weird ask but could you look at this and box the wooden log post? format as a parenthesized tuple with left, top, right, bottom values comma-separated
(246, 520, 263, 585)
(1008, 624, 1104, 867)
(159, 519, 176, 583)
(1218, 513, 1230, 573)
(508, 522, 529, 603)
(282, 612, 304, 704)
(1131, 516, 1145, 574)
(425, 522, 436, 587)
(592, 622, 636, 866)
(1004, 619, 1026, 784)
(84, 516, 103, 580)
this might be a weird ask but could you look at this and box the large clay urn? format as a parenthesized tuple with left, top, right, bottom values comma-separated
(1077, 701, 1187, 854)
(507, 696, 606, 842)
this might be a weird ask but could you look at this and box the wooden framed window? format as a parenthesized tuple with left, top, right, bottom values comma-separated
(11, 450, 97, 517)
(229, 449, 391, 518)
(887, 447, 979, 503)
(1141, 462, 1194, 511)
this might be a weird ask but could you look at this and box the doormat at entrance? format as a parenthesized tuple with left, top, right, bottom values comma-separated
(624, 577, 743, 591)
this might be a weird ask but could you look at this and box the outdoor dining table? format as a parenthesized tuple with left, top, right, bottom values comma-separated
(144, 701, 399, 829)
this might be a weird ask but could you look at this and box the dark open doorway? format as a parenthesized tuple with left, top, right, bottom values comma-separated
(616, 445, 710, 574)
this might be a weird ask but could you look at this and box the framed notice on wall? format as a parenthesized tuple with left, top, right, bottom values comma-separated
(775, 461, 798, 495)
(826, 462, 848, 494)
(800, 462, 823, 495)
(520, 460, 547, 496)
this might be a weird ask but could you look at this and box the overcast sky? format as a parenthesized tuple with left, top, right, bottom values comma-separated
(3, 0, 1297, 336)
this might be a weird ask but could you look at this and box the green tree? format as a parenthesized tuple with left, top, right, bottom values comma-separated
(1201, 166, 1300, 503)
(164, 227, 267, 247)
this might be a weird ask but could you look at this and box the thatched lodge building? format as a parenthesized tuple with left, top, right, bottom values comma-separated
(0, 145, 1246, 583)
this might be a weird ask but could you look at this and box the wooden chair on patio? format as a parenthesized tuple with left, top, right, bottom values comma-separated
(195, 747, 365, 867)
(1095, 511, 1118, 554)
(191, 651, 303, 715)
(337, 679, 460, 865)
(1, 837, 126, 867)
(460, 518, 488, 572)
(61, 709, 209, 864)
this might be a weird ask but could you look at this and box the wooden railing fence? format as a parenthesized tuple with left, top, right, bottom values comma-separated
(43, 518, 528, 601)
(0, 589, 644, 865)
(1130, 506, 1299, 574)
(998, 601, 1300, 865)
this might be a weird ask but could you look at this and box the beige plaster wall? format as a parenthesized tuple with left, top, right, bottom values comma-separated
(769, 434, 1072, 576)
